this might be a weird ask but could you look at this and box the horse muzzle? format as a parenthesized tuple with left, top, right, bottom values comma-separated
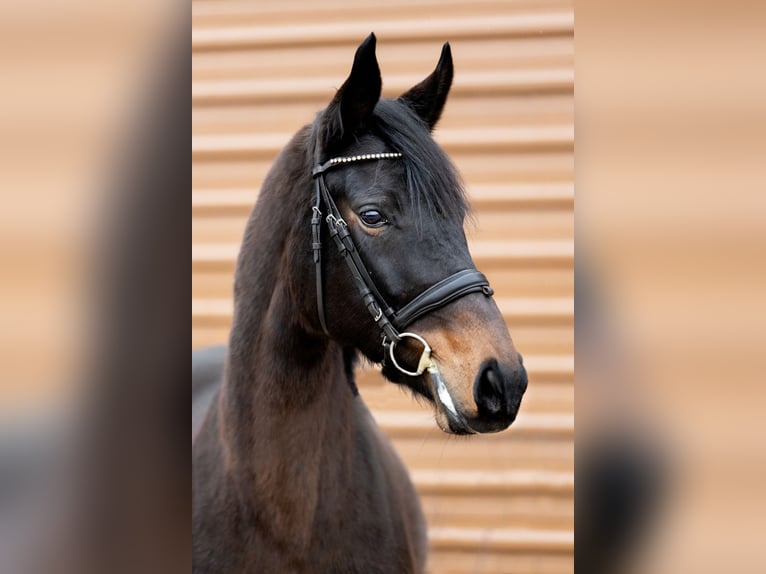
(430, 356, 528, 435)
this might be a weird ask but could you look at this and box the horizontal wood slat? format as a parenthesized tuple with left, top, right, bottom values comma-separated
(193, 13, 574, 50)
(412, 469, 573, 495)
(193, 0, 572, 26)
(193, 69, 574, 103)
(429, 527, 573, 553)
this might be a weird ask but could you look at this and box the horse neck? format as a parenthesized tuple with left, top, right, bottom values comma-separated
(217, 145, 359, 542)
(221, 278, 354, 459)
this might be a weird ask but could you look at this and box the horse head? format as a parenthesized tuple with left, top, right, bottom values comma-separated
(297, 34, 527, 434)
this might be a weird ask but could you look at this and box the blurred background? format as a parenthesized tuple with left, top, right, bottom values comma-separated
(191, 0, 573, 572)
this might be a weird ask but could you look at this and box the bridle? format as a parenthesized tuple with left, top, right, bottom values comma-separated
(311, 141, 494, 377)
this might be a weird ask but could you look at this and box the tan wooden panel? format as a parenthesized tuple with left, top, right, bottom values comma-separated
(191, 0, 573, 571)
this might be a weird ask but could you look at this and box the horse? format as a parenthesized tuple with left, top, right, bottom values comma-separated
(192, 33, 528, 573)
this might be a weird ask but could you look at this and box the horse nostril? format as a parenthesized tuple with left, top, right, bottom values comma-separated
(475, 359, 506, 416)
(485, 365, 503, 397)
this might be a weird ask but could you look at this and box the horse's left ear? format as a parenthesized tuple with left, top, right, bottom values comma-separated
(398, 42, 454, 130)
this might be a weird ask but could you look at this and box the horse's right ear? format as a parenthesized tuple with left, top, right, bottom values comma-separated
(318, 33, 382, 154)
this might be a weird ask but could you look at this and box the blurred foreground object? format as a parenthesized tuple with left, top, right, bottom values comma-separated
(575, 267, 666, 574)
(577, 0, 766, 572)
(0, 1, 187, 572)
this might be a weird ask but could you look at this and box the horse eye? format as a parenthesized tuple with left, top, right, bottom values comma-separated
(359, 210, 388, 228)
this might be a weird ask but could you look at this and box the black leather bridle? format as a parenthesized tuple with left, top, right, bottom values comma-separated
(311, 145, 494, 377)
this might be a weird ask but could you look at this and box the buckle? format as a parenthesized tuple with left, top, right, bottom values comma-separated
(387, 332, 433, 377)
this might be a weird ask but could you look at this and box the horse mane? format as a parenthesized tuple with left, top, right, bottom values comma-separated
(371, 99, 469, 231)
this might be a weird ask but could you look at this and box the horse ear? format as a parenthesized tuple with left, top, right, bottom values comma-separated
(319, 33, 382, 152)
(398, 42, 454, 130)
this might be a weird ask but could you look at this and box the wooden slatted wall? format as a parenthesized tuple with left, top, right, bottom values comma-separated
(192, 1, 573, 572)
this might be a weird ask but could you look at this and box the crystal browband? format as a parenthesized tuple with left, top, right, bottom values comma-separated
(327, 152, 402, 165)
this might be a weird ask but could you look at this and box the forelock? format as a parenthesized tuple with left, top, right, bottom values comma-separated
(371, 99, 468, 231)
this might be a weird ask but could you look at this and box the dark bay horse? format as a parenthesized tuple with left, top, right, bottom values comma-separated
(192, 34, 528, 573)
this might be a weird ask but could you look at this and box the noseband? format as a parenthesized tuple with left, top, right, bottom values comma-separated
(311, 147, 494, 377)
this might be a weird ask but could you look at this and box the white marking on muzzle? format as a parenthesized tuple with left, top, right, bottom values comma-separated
(426, 360, 458, 417)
